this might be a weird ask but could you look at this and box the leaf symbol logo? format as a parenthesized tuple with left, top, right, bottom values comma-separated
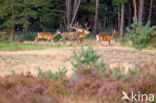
(122, 91, 131, 101)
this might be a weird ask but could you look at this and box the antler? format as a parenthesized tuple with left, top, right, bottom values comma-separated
(75, 22, 82, 28)
(69, 22, 83, 32)
(84, 22, 91, 30)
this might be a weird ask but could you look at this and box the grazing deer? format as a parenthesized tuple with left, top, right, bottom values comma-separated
(96, 30, 116, 45)
(33, 30, 61, 44)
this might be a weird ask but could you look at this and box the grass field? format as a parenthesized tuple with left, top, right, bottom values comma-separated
(0, 42, 67, 51)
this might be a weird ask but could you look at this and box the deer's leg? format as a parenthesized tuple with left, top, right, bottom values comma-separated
(80, 40, 81, 43)
(78, 39, 82, 43)
(108, 40, 111, 45)
(78, 40, 81, 44)
(46, 39, 50, 44)
(69, 38, 74, 46)
(51, 39, 55, 45)
(33, 37, 39, 44)
(61, 36, 64, 42)
(63, 37, 66, 44)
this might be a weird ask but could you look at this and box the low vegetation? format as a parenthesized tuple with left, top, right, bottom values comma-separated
(0, 46, 155, 103)
(38, 67, 67, 80)
(0, 42, 67, 51)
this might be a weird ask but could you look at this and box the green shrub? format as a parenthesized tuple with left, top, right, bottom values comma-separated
(22, 32, 36, 41)
(72, 45, 107, 74)
(38, 67, 67, 80)
(13, 32, 36, 41)
(111, 68, 123, 79)
(0, 32, 8, 42)
(126, 18, 156, 49)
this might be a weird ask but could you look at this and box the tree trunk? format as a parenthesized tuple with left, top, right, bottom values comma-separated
(148, 0, 153, 21)
(71, 0, 81, 26)
(66, 0, 72, 28)
(118, 9, 120, 31)
(9, 26, 15, 41)
(23, 16, 29, 34)
(138, 0, 144, 23)
(72, 0, 78, 16)
(93, 0, 99, 35)
(119, 3, 124, 38)
(103, 21, 106, 28)
(115, 17, 118, 30)
(132, 0, 137, 19)
(128, 3, 132, 25)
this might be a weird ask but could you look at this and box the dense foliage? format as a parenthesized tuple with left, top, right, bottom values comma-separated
(0, 0, 62, 31)
(126, 18, 156, 49)
(0, 0, 155, 32)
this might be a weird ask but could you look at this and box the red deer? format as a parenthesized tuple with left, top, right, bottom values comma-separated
(96, 30, 116, 45)
(58, 23, 90, 44)
(33, 30, 61, 44)
(58, 24, 83, 43)
(76, 23, 90, 42)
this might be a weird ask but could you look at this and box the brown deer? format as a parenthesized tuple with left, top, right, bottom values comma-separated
(33, 30, 61, 44)
(59, 31, 80, 42)
(58, 23, 90, 44)
(96, 30, 116, 45)
(58, 24, 84, 43)
(76, 23, 90, 42)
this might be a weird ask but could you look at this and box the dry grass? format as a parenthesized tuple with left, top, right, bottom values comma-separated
(0, 45, 155, 77)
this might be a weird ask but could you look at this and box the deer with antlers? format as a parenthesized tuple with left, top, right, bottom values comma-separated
(58, 26, 82, 43)
(74, 23, 91, 42)
(96, 29, 117, 45)
(58, 23, 90, 43)
(33, 30, 61, 44)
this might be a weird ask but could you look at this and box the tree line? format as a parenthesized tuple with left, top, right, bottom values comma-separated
(0, 0, 155, 41)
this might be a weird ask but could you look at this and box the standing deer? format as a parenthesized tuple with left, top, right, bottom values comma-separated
(96, 30, 116, 45)
(33, 30, 61, 44)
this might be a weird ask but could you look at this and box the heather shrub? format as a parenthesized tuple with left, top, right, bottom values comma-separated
(130, 74, 156, 94)
(73, 74, 102, 96)
(118, 65, 156, 102)
(45, 81, 71, 96)
(70, 46, 108, 93)
(0, 67, 155, 103)
(70, 71, 122, 101)
(129, 65, 156, 93)
(68, 46, 143, 101)
(0, 74, 64, 103)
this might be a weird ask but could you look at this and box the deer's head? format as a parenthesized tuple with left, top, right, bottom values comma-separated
(55, 29, 61, 35)
(82, 23, 91, 35)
